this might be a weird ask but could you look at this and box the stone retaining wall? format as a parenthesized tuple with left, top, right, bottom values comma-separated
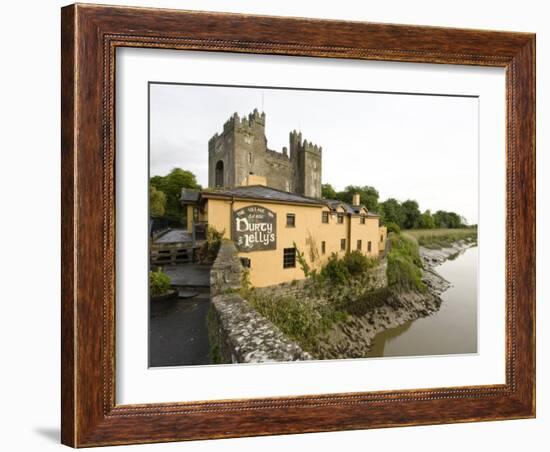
(208, 241, 311, 364)
(255, 258, 388, 301)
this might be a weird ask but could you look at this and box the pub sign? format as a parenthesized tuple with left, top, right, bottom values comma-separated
(232, 205, 277, 252)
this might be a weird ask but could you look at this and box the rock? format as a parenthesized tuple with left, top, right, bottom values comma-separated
(177, 290, 199, 299)
(314, 241, 474, 359)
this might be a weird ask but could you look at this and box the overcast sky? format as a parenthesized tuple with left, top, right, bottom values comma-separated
(150, 83, 478, 224)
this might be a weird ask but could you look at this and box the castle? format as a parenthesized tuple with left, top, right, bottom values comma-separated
(208, 109, 322, 198)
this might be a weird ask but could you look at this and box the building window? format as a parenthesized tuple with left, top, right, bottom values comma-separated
(337, 213, 344, 224)
(368, 241, 372, 252)
(321, 241, 326, 255)
(192, 207, 199, 223)
(357, 240, 362, 250)
(286, 213, 296, 227)
(215, 160, 224, 187)
(340, 239, 346, 251)
(360, 215, 366, 224)
(240, 257, 251, 268)
(322, 211, 329, 223)
(381, 234, 384, 242)
(283, 248, 296, 268)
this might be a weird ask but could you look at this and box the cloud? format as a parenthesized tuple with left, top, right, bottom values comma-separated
(149, 83, 478, 223)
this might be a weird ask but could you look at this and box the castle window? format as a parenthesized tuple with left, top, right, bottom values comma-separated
(248, 152, 252, 164)
(360, 215, 366, 224)
(286, 214, 296, 227)
(357, 240, 362, 250)
(340, 239, 346, 251)
(322, 211, 329, 223)
(215, 160, 224, 187)
(321, 241, 326, 255)
(337, 213, 344, 224)
(283, 248, 296, 269)
(368, 241, 372, 252)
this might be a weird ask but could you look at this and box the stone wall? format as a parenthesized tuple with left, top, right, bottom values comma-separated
(208, 241, 311, 364)
(209, 240, 242, 296)
(254, 278, 309, 300)
(254, 258, 388, 301)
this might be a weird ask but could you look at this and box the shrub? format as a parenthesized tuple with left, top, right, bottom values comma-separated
(318, 250, 377, 285)
(294, 242, 311, 277)
(320, 253, 351, 285)
(386, 222, 401, 234)
(149, 269, 171, 296)
(249, 295, 346, 351)
(342, 250, 376, 276)
(197, 226, 224, 264)
(386, 234, 426, 292)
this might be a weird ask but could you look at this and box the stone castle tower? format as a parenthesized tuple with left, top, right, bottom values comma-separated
(208, 109, 322, 198)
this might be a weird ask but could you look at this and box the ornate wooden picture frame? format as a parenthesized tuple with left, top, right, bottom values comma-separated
(61, 3, 535, 447)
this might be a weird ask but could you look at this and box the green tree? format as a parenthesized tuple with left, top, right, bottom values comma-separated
(149, 184, 166, 218)
(419, 209, 435, 229)
(380, 198, 406, 228)
(336, 185, 379, 212)
(150, 168, 201, 224)
(433, 210, 464, 229)
(321, 183, 337, 199)
(401, 199, 422, 229)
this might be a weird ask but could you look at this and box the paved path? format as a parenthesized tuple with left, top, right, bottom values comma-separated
(163, 263, 211, 287)
(154, 229, 192, 244)
(149, 297, 211, 367)
(149, 262, 212, 367)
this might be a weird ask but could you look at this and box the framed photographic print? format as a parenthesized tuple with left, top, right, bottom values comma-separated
(61, 3, 535, 447)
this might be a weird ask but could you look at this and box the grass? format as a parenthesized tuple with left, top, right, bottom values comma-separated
(249, 295, 347, 352)
(246, 251, 381, 353)
(403, 228, 477, 249)
(245, 233, 445, 354)
(386, 233, 427, 292)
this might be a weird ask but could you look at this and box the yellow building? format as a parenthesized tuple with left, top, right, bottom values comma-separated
(182, 183, 387, 288)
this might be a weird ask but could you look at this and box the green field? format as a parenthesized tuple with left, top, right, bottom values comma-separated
(402, 228, 477, 249)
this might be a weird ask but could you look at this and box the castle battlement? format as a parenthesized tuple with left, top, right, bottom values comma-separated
(266, 148, 291, 161)
(220, 109, 266, 134)
(208, 109, 322, 198)
(289, 130, 322, 154)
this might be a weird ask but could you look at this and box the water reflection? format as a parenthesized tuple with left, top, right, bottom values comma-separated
(367, 246, 478, 358)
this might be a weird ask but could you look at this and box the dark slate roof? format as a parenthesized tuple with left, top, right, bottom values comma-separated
(180, 188, 200, 203)
(196, 186, 380, 217)
(325, 199, 380, 217)
(324, 199, 355, 214)
(202, 185, 325, 205)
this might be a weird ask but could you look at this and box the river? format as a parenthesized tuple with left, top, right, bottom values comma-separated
(367, 246, 478, 358)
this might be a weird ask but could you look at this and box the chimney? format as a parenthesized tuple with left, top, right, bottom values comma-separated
(352, 193, 361, 206)
(240, 174, 267, 187)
